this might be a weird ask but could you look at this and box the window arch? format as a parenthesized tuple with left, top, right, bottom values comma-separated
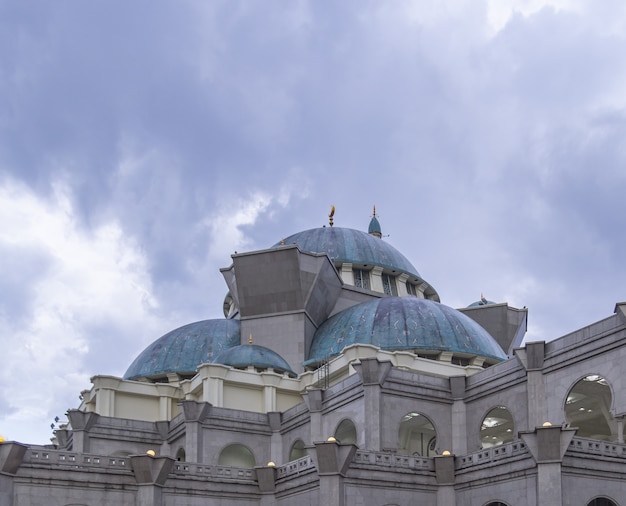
(397, 412, 437, 456)
(334, 419, 357, 444)
(217, 444, 256, 468)
(587, 498, 618, 506)
(484, 502, 510, 506)
(175, 447, 186, 462)
(289, 439, 307, 461)
(480, 406, 514, 448)
(565, 375, 614, 440)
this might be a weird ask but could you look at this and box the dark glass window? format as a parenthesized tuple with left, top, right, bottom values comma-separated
(353, 269, 370, 289)
(405, 282, 417, 296)
(382, 273, 397, 295)
(587, 498, 618, 506)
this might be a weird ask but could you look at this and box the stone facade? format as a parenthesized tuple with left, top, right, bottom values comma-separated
(2, 220, 625, 506)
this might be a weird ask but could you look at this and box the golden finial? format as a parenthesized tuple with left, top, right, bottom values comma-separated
(280, 238, 285, 245)
(372, 205, 377, 217)
(248, 333, 253, 344)
(329, 205, 335, 227)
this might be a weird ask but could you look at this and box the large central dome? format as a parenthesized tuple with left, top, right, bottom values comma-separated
(275, 227, 419, 277)
(273, 226, 439, 299)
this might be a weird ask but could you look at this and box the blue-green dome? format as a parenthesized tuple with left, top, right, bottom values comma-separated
(213, 344, 295, 376)
(306, 297, 506, 365)
(467, 298, 497, 307)
(274, 227, 422, 281)
(368, 216, 382, 235)
(124, 319, 241, 380)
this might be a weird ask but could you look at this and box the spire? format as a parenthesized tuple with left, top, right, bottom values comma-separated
(248, 333, 253, 344)
(368, 205, 382, 238)
(329, 205, 335, 227)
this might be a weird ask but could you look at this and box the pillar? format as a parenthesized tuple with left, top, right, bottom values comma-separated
(0, 442, 27, 506)
(131, 454, 174, 506)
(519, 424, 576, 505)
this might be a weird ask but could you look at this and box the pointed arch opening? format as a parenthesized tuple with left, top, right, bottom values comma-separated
(481, 406, 514, 448)
(565, 375, 614, 440)
(398, 412, 437, 456)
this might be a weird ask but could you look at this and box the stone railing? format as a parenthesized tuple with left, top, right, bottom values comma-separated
(567, 437, 626, 459)
(171, 462, 256, 480)
(352, 450, 433, 471)
(456, 440, 528, 470)
(275, 455, 315, 480)
(26, 449, 130, 472)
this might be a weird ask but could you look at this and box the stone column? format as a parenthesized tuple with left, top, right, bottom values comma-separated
(256, 464, 277, 506)
(450, 376, 467, 454)
(519, 424, 576, 506)
(302, 389, 324, 443)
(180, 401, 211, 463)
(130, 454, 174, 506)
(522, 342, 547, 428)
(312, 440, 357, 506)
(0, 442, 27, 506)
(352, 358, 392, 451)
(434, 453, 456, 506)
(267, 412, 282, 464)
(67, 410, 99, 453)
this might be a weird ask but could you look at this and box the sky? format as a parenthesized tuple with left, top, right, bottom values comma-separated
(1, 0, 626, 444)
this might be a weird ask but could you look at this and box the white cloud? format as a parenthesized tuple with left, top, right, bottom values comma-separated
(0, 178, 159, 444)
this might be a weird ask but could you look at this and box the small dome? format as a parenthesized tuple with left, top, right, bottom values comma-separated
(124, 319, 241, 381)
(213, 344, 295, 376)
(306, 297, 506, 365)
(368, 216, 382, 237)
(467, 296, 497, 307)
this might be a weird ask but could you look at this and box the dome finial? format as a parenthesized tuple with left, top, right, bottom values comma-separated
(368, 205, 382, 238)
(329, 205, 335, 227)
(248, 333, 253, 345)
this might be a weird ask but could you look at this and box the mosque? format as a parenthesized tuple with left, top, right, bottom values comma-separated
(1, 207, 626, 505)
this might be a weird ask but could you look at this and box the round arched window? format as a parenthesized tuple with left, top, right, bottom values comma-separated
(334, 419, 357, 444)
(217, 444, 256, 468)
(565, 375, 613, 440)
(481, 406, 514, 448)
(397, 412, 437, 456)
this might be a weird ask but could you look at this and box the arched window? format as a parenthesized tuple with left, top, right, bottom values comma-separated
(334, 419, 357, 444)
(587, 498, 618, 506)
(480, 406, 514, 448)
(565, 375, 614, 440)
(397, 412, 437, 456)
(217, 444, 256, 468)
(485, 502, 509, 506)
(289, 439, 307, 461)
(175, 447, 186, 462)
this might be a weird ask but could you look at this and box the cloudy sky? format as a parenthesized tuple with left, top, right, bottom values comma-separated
(1, 0, 626, 444)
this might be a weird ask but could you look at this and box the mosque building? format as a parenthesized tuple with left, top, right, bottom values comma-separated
(1, 207, 625, 505)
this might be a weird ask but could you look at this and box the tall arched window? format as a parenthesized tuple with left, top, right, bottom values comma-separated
(480, 406, 514, 448)
(217, 444, 256, 468)
(289, 439, 307, 461)
(565, 375, 614, 440)
(334, 419, 357, 444)
(398, 412, 437, 456)
(175, 447, 186, 462)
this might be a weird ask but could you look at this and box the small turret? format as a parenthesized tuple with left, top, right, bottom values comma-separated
(368, 205, 382, 238)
